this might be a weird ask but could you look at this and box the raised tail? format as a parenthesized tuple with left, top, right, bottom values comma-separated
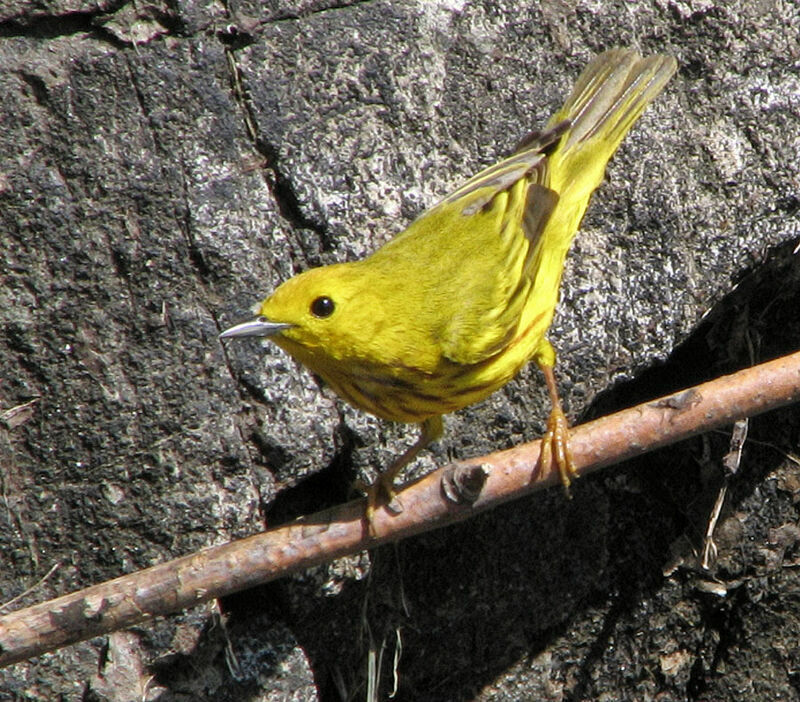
(521, 49, 676, 342)
(546, 48, 677, 201)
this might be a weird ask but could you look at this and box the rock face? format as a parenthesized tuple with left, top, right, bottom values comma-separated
(1, 1, 800, 699)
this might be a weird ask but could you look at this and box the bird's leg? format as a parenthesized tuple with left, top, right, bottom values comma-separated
(362, 415, 444, 533)
(535, 341, 577, 494)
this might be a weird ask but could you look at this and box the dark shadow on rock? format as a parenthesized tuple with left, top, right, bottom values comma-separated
(262, 423, 358, 526)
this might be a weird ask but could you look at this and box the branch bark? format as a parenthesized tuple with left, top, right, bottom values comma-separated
(2, 350, 799, 667)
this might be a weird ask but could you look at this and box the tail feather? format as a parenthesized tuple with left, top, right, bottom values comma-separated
(522, 48, 676, 330)
(548, 48, 677, 174)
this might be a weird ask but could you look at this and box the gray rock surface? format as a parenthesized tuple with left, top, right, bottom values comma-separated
(1, 0, 799, 699)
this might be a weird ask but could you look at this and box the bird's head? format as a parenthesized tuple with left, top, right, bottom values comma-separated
(220, 261, 385, 369)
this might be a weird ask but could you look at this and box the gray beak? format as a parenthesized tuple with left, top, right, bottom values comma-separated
(219, 317, 292, 339)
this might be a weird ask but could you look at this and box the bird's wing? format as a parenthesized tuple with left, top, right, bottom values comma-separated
(406, 125, 565, 366)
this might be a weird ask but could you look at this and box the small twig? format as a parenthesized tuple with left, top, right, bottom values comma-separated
(701, 418, 749, 570)
(0, 562, 61, 612)
(0, 398, 40, 430)
(1, 350, 800, 667)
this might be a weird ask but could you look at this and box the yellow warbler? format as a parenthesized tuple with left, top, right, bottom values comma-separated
(221, 48, 677, 526)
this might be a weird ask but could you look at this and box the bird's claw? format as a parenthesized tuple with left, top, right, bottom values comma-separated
(539, 408, 577, 496)
(354, 474, 404, 537)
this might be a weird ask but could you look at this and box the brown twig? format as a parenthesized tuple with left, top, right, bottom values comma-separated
(1, 350, 800, 667)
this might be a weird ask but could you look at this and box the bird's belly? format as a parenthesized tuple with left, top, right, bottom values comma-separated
(319, 334, 541, 424)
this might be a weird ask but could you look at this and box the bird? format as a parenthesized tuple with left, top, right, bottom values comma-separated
(220, 48, 677, 530)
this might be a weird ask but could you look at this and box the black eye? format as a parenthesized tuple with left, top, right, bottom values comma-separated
(310, 296, 335, 318)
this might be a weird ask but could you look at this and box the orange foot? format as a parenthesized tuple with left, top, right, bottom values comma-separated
(539, 406, 578, 496)
(355, 417, 442, 537)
